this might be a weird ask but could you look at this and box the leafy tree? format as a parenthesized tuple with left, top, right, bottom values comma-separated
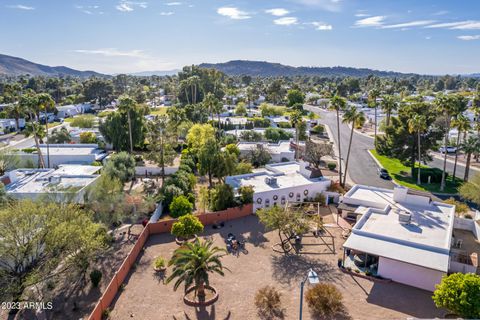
(166, 238, 227, 299)
(459, 173, 480, 206)
(432, 273, 480, 319)
(146, 115, 177, 183)
(83, 78, 113, 106)
(103, 152, 136, 184)
(235, 102, 247, 116)
(305, 283, 344, 318)
(224, 144, 240, 157)
(0, 200, 107, 303)
(198, 185, 210, 214)
(304, 140, 334, 170)
(118, 95, 137, 153)
(245, 145, 271, 168)
(100, 106, 145, 152)
(260, 103, 284, 117)
(186, 123, 216, 156)
(451, 115, 471, 179)
(171, 214, 204, 239)
(238, 185, 254, 204)
(198, 138, 221, 187)
(240, 130, 263, 142)
(460, 135, 480, 181)
(235, 161, 253, 174)
(162, 185, 184, 207)
(264, 128, 293, 143)
(169, 195, 194, 218)
(287, 89, 305, 107)
(49, 127, 72, 144)
(380, 95, 398, 127)
(80, 131, 97, 144)
(209, 184, 235, 211)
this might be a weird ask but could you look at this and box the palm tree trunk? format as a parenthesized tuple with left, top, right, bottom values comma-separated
(374, 106, 378, 147)
(417, 131, 421, 185)
(452, 132, 461, 179)
(127, 111, 133, 153)
(295, 125, 299, 161)
(184, 88, 190, 105)
(343, 123, 355, 186)
(33, 134, 46, 168)
(197, 282, 206, 299)
(336, 109, 343, 186)
(464, 153, 471, 181)
(45, 118, 50, 168)
(440, 123, 450, 191)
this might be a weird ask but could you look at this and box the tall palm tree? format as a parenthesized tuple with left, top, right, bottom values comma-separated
(118, 95, 137, 153)
(380, 95, 398, 127)
(368, 88, 381, 147)
(329, 95, 347, 185)
(166, 238, 228, 299)
(408, 114, 427, 185)
(36, 93, 55, 168)
(342, 106, 366, 186)
(6, 103, 26, 131)
(451, 115, 471, 179)
(24, 122, 46, 168)
(461, 135, 480, 181)
(435, 94, 468, 191)
(290, 110, 303, 161)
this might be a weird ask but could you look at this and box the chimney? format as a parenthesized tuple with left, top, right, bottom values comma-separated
(393, 186, 408, 203)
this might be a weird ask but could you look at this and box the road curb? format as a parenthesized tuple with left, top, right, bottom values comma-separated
(431, 153, 480, 173)
(323, 123, 355, 186)
(367, 150, 400, 187)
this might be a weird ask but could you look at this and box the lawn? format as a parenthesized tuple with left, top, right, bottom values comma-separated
(42, 122, 62, 130)
(370, 150, 462, 194)
(150, 107, 168, 116)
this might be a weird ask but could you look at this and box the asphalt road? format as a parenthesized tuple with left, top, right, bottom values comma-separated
(306, 106, 473, 190)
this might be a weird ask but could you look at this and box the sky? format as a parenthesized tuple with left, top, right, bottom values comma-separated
(0, 0, 479, 75)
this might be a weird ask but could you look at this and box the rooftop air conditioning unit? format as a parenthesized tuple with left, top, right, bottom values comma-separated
(397, 210, 412, 224)
(265, 176, 277, 185)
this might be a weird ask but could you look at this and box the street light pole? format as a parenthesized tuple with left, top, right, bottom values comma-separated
(299, 268, 319, 320)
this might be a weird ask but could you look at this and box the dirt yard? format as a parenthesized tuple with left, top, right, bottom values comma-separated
(109, 215, 444, 320)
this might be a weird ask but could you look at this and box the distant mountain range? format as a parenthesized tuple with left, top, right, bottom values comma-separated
(199, 60, 421, 77)
(128, 70, 180, 77)
(0, 53, 103, 77)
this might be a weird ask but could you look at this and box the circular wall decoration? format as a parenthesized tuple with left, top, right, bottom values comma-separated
(289, 192, 294, 198)
(256, 198, 262, 204)
(304, 190, 309, 196)
(273, 195, 278, 201)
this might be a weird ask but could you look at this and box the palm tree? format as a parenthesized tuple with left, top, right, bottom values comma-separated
(460, 135, 480, 181)
(24, 122, 46, 168)
(435, 94, 468, 191)
(290, 110, 303, 161)
(118, 95, 137, 153)
(368, 88, 381, 147)
(166, 238, 228, 299)
(36, 93, 55, 168)
(408, 114, 427, 185)
(6, 103, 26, 131)
(342, 106, 366, 186)
(380, 95, 398, 127)
(451, 115, 471, 179)
(329, 95, 347, 185)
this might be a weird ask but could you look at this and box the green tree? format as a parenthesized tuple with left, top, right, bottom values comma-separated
(79, 131, 97, 144)
(451, 115, 471, 179)
(287, 89, 305, 107)
(380, 95, 398, 127)
(235, 102, 247, 116)
(329, 95, 347, 184)
(246, 145, 272, 168)
(169, 195, 194, 218)
(146, 115, 177, 183)
(100, 105, 145, 151)
(459, 173, 480, 205)
(342, 106, 366, 186)
(198, 138, 221, 187)
(103, 152, 136, 184)
(290, 110, 303, 161)
(118, 95, 137, 153)
(238, 185, 254, 204)
(171, 214, 204, 239)
(83, 78, 113, 106)
(49, 127, 72, 144)
(407, 114, 427, 185)
(166, 238, 227, 299)
(432, 273, 480, 319)
(198, 185, 210, 214)
(70, 115, 95, 128)
(460, 135, 480, 181)
(209, 184, 235, 211)
(186, 123, 216, 156)
(0, 200, 107, 303)
(0, 182, 8, 205)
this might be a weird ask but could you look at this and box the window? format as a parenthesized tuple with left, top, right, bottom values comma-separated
(256, 198, 262, 204)
(296, 193, 301, 202)
(281, 196, 286, 205)
(304, 189, 309, 196)
(289, 192, 294, 198)
(265, 199, 270, 208)
(273, 195, 278, 201)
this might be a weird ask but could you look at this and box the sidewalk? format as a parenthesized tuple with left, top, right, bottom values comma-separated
(431, 152, 480, 172)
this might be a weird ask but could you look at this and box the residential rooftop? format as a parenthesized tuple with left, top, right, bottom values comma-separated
(21, 144, 107, 161)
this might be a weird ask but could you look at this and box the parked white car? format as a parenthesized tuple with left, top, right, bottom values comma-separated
(439, 146, 457, 154)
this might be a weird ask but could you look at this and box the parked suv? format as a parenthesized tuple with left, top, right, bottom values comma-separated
(378, 168, 391, 180)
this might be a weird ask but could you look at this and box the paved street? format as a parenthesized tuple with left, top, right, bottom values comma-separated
(306, 105, 473, 191)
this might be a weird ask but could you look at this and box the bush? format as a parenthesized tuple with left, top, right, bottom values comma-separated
(327, 162, 337, 171)
(171, 214, 204, 239)
(169, 195, 193, 218)
(90, 269, 102, 288)
(305, 283, 343, 318)
(443, 197, 469, 215)
(91, 161, 103, 166)
(225, 143, 240, 157)
(248, 117, 271, 128)
(254, 286, 284, 319)
(264, 128, 293, 143)
(311, 124, 325, 134)
(238, 185, 254, 204)
(240, 130, 263, 142)
(70, 115, 95, 128)
(103, 152, 136, 184)
(235, 161, 253, 174)
(80, 131, 97, 143)
(161, 185, 184, 206)
(412, 167, 447, 184)
(210, 184, 235, 211)
(277, 122, 292, 129)
(152, 256, 165, 270)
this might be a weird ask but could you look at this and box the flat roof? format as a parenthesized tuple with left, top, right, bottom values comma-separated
(342, 185, 455, 272)
(20, 144, 107, 161)
(237, 141, 293, 154)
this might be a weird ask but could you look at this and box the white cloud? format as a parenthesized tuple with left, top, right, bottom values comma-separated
(457, 35, 480, 41)
(116, 1, 147, 12)
(217, 7, 251, 20)
(381, 20, 436, 29)
(265, 8, 290, 17)
(165, 2, 181, 5)
(355, 13, 369, 17)
(451, 22, 480, 30)
(310, 21, 333, 30)
(6, 4, 34, 10)
(160, 11, 174, 16)
(75, 5, 102, 15)
(354, 16, 385, 27)
(432, 10, 449, 16)
(290, 0, 342, 12)
(274, 17, 298, 26)
(74, 48, 146, 58)
(425, 20, 480, 30)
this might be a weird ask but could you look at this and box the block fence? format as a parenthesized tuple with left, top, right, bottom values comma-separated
(88, 204, 253, 320)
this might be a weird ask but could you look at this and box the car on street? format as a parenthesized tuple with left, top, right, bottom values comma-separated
(378, 168, 391, 180)
(439, 146, 457, 154)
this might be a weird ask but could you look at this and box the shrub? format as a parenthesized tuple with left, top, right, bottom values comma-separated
(254, 286, 284, 319)
(443, 198, 469, 215)
(90, 269, 102, 288)
(210, 184, 235, 211)
(264, 127, 293, 143)
(327, 162, 337, 171)
(169, 195, 193, 218)
(235, 161, 253, 174)
(305, 283, 343, 318)
(225, 143, 240, 157)
(238, 185, 254, 204)
(80, 131, 97, 143)
(412, 167, 447, 184)
(103, 152, 136, 183)
(161, 185, 184, 207)
(153, 256, 166, 270)
(240, 130, 263, 142)
(91, 161, 103, 166)
(277, 122, 292, 129)
(171, 214, 204, 239)
(248, 117, 271, 128)
(311, 124, 325, 134)
(71, 114, 95, 128)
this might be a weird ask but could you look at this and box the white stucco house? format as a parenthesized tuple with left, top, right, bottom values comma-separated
(56, 104, 92, 118)
(340, 185, 479, 291)
(235, 141, 295, 163)
(14, 144, 107, 168)
(1, 165, 101, 203)
(0, 118, 26, 134)
(226, 161, 336, 212)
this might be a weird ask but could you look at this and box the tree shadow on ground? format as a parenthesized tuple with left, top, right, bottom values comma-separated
(270, 254, 339, 286)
